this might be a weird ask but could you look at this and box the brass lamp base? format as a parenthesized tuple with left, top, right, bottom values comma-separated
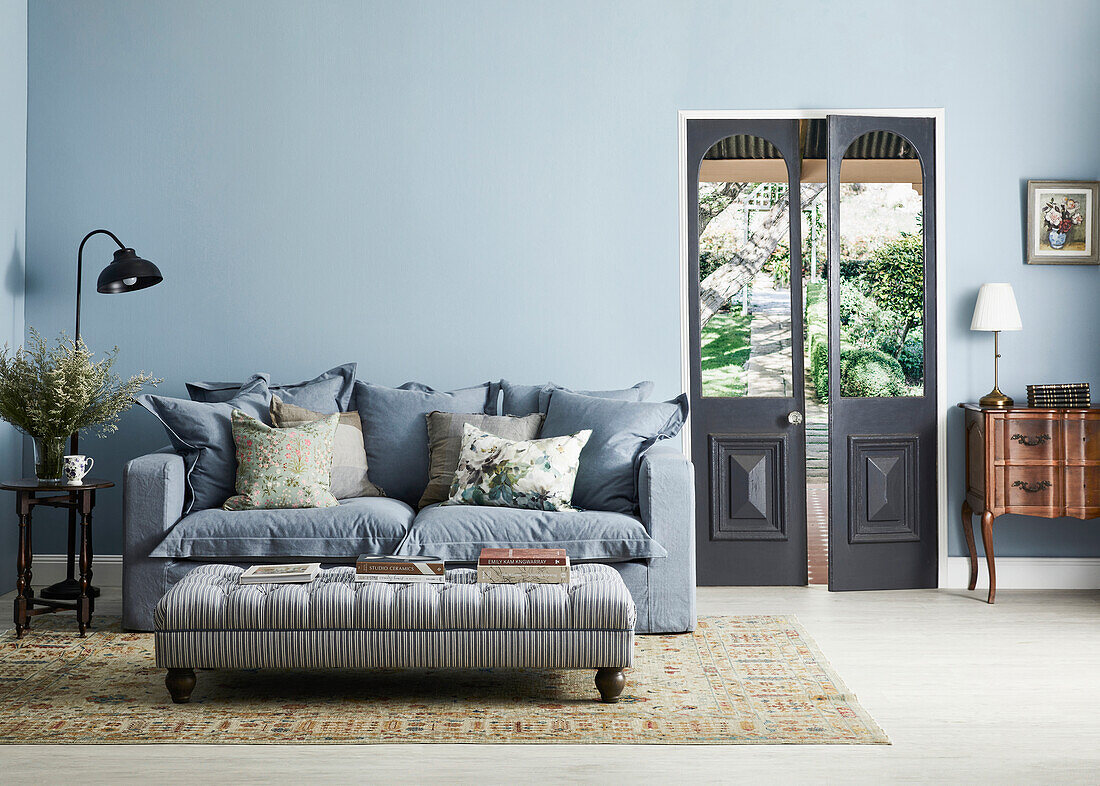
(979, 330, 1014, 408)
(979, 387, 1014, 408)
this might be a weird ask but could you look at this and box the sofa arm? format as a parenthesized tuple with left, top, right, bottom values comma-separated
(637, 443, 696, 632)
(122, 448, 185, 630)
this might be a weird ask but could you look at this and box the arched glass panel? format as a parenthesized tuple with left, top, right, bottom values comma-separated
(698, 135, 794, 398)
(837, 130, 925, 398)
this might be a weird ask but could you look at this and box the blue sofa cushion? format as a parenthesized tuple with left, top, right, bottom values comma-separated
(151, 496, 416, 559)
(540, 389, 689, 514)
(397, 503, 667, 563)
(185, 363, 357, 413)
(135, 375, 272, 513)
(497, 379, 654, 416)
(353, 381, 494, 507)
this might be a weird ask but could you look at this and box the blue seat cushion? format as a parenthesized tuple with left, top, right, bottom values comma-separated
(151, 496, 415, 559)
(396, 503, 668, 563)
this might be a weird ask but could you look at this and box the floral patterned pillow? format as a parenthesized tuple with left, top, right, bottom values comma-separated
(446, 422, 592, 511)
(224, 409, 340, 511)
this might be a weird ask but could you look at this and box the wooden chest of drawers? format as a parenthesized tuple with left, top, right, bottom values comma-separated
(960, 403, 1100, 602)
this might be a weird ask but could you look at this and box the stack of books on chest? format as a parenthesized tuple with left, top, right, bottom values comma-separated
(1027, 383, 1091, 408)
(355, 555, 445, 583)
(477, 548, 570, 584)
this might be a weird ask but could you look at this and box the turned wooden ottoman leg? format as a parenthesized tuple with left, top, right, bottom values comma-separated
(595, 667, 625, 703)
(165, 668, 196, 704)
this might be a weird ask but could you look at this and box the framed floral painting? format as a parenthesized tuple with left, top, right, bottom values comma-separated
(1026, 180, 1100, 264)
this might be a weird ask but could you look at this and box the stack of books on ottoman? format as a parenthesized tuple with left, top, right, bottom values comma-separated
(477, 548, 570, 584)
(355, 555, 445, 583)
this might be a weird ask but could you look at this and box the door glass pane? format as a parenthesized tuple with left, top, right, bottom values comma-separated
(837, 130, 925, 398)
(698, 134, 794, 398)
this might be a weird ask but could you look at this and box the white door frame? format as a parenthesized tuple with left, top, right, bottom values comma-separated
(677, 108, 949, 587)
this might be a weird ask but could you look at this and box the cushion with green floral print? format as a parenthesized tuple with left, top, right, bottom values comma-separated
(224, 409, 340, 510)
(445, 422, 591, 511)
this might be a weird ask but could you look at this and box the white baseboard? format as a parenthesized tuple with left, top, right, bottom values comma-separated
(946, 556, 1100, 590)
(31, 554, 123, 588)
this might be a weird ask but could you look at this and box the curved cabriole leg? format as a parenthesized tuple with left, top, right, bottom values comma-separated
(961, 501, 978, 591)
(981, 511, 996, 604)
(165, 668, 196, 704)
(595, 668, 625, 703)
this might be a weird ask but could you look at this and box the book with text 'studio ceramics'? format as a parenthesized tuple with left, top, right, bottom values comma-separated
(355, 555, 445, 576)
(477, 548, 568, 566)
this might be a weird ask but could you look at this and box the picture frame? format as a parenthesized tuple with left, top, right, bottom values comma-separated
(1026, 180, 1100, 265)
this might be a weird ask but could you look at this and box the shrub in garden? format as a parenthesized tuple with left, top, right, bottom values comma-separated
(804, 281, 829, 402)
(839, 348, 905, 398)
(898, 337, 924, 383)
(767, 250, 791, 287)
(811, 336, 829, 402)
(865, 230, 924, 354)
(840, 281, 903, 352)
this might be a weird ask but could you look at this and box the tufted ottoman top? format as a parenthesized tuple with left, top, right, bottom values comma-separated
(155, 563, 636, 633)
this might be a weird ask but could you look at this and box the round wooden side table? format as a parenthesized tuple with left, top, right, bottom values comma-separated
(1, 478, 113, 638)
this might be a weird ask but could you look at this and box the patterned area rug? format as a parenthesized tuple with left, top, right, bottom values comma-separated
(0, 615, 887, 744)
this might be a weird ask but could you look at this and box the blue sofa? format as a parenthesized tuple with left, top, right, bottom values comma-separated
(122, 442, 696, 633)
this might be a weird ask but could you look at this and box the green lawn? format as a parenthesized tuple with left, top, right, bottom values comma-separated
(700, 309, 751, 397)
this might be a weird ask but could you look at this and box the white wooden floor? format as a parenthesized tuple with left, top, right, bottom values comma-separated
(4, 585, 1099, 784)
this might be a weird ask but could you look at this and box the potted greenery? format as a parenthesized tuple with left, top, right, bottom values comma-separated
(0, 329, 159, 483)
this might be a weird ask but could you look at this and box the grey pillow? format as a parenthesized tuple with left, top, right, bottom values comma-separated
(135, 374, 271, 513)
(540, 389, 688, 514)
(186, 363, 356, 412)
(270, 395, 383, 499)
(352, 381, 494, 507)
(420, 411, 544, 508)
(497, 379, 655, 416)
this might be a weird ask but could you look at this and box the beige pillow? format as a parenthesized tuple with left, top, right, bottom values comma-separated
(270, 395, 383, 499)
(420, 411, 544, 508)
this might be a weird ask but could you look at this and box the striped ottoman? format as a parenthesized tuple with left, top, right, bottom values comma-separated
(154, 563, 635, 704)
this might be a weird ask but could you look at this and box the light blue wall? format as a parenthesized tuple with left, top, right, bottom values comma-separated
(22, 0, 1100, 565)
(1, 0, 26, 590)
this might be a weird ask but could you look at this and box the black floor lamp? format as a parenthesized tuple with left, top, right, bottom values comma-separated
(40, 229, 163, 600)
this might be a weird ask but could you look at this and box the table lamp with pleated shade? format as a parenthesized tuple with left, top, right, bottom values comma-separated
(971, 283, 1022, 407)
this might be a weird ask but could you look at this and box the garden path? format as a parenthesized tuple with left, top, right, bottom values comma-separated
(744, 272, 792, 397)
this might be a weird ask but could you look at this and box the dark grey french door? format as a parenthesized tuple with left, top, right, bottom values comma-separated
(827, 115, 938, 590)
(687, 119, 807, 586)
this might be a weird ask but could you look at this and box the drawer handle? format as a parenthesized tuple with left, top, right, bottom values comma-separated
(1012, 480, 1052, 493)
(1011, 433, 1051, 447)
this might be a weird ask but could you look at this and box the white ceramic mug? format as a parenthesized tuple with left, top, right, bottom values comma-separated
(63, 455, 94, 485)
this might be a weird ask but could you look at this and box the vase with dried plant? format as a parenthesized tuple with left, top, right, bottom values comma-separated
(0, 329, 160, 482)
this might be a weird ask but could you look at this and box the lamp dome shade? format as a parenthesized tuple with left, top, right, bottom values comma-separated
(970, 283, 1022, 331)
(96, 248, 163, 293)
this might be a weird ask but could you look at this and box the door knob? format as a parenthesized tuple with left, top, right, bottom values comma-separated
(787, 411, 803, 425)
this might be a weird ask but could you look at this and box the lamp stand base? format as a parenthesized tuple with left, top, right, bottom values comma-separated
(979, 388, 1014, 408)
